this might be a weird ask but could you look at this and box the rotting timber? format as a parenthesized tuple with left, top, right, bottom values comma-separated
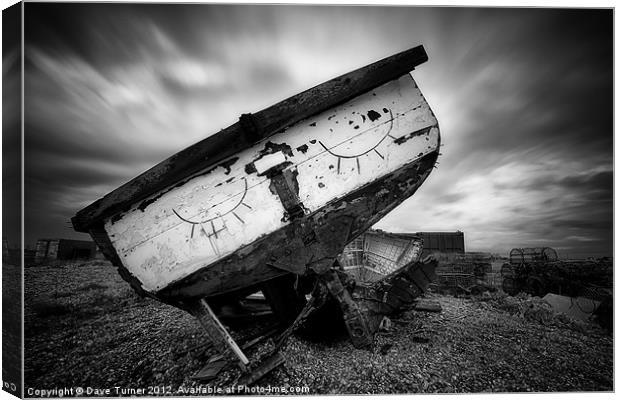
(72, 44, 441, 383)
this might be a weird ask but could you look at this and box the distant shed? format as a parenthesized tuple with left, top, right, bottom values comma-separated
(415, 231, 465, 254)
(35, 239, 98, 263)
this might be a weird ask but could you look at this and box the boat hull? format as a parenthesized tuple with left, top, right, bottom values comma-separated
(87, 73, 440, 304)
(158, 150, 438, 304)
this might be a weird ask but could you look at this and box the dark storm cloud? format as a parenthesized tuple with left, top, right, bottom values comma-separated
(434, 192, 469, 204)
(558, 171, 613, 195)
(3, 8, 22, 248)
(377, 8, 612, 257)
(505, 170, 613, 198)
(412, 9, 612, 180)
(21, 5, 612, 257)
(551, 218, 613, 232)
(24, 124, 174, 170)
(25, 3, 172, 67)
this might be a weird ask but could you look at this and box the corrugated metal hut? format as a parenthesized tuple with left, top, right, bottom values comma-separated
(416, 231, 465, 254)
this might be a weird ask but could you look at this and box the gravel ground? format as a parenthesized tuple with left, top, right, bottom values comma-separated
(24, 261, 613, 395)
(3, 263, 22, 396)
(270, 293, 612, 394)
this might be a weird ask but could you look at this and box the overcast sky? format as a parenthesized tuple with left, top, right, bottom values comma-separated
(19, 4, 612, 257)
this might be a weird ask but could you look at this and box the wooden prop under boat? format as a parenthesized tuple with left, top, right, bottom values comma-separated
(72, 45, 441, 376)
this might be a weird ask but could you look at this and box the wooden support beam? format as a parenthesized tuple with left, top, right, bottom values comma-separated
(238, 352, 286, 387)
(191, 324, 284, 383)
(190, 299, 250, 370)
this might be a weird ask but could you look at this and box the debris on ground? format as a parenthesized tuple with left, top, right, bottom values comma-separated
(25, 261, 613, 394)
(414, 298, 443, 313)
(542, 293, 600, 322)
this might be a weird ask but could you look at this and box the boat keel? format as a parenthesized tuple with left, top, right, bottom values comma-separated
(320, 270, 374, 349)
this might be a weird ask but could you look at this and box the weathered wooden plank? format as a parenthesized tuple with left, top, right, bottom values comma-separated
(191, 359, 228, 382)
(72, 45, 428, 232)
(190, 299, 250, 367)
(237, 352, 286, 387)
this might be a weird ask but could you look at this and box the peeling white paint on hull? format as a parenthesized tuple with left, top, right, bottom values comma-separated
(104, 73, 440, 294)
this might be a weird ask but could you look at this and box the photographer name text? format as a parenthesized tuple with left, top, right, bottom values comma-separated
(27, 384, 310, 396)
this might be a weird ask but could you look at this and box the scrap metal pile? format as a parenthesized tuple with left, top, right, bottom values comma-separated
(500, 247, 612, 299)
(500, 247, 613, 330)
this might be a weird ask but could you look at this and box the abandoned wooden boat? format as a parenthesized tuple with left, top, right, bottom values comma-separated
(339, 230, 425, 283)
(73, 45, 440, 370)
